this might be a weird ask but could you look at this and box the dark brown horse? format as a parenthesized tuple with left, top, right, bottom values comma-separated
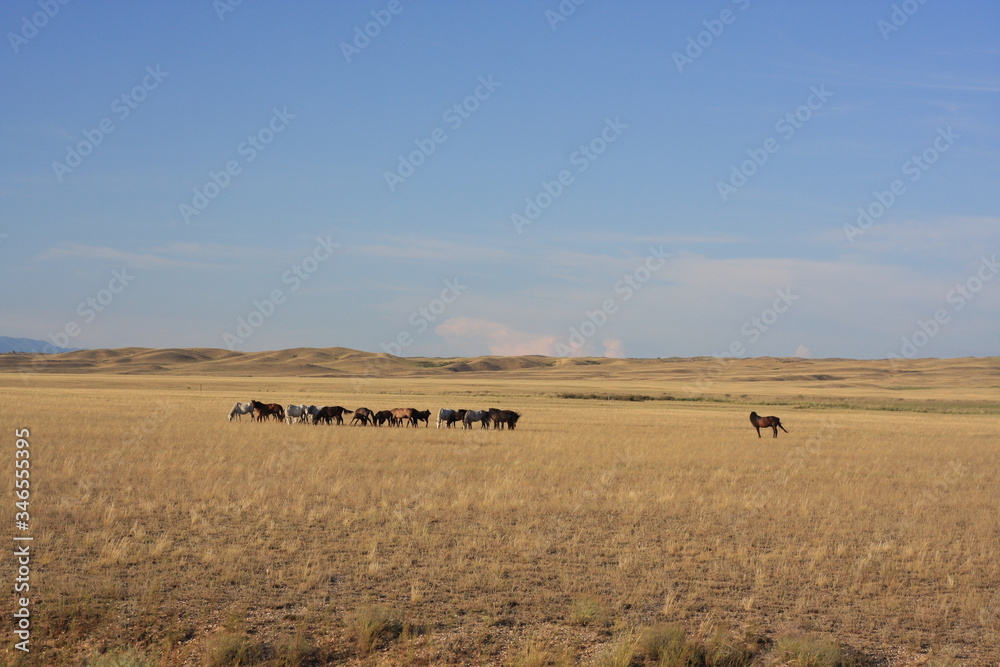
(487, 408, 521, 430)
(313, 406, 353, 425)
(412, 409, 431, 427)
(373, 410, 395, 426)
(351, 407, 374, 426)
(750, 411, 787, 438)
(499, 410, 521, 430)
(495, 409, 521, 430)
(250, 400, 284, 422)
(448, 409, 468, 428)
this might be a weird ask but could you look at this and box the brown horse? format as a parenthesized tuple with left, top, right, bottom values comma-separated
(750, 411, 787, 438)
(485, 408, 521, 430)
(313, 406, 353, 425)
(351, 407, 374, 426)
(498, 410, 521, 430)
(250, 400, 284, 422)
(390, 407, 417, 427)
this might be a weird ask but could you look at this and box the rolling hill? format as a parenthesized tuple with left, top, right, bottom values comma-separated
(1, 346, 998, 409)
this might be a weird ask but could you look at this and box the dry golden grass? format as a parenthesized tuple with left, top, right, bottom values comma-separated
(1, 355, 998, 665)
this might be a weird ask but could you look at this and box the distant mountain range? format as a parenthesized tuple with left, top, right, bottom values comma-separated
(0, 336, 81, 354)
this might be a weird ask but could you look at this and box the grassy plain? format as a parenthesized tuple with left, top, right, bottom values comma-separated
(0, 352, 998, 665)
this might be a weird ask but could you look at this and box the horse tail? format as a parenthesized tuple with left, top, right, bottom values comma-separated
(778, 421, 788, 433)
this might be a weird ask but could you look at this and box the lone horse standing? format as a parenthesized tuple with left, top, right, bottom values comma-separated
(750, 411, 788, 438)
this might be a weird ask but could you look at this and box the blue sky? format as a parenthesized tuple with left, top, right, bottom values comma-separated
(2, 0, 998, 359)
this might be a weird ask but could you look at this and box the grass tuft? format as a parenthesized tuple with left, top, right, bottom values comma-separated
(638, 625, 704, 666)
(202, 630, 267, 667)
(594, 630, 639, 667)
(569, 595, 608, 627)
(774, 634, 861, 667)
(506, 635, 576, 667)
(350, 606, 407, 655)
(85, 651, 159, 667)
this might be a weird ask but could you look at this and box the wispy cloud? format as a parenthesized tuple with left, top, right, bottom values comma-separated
(35, 243, 209, 269)
(353, 238, 515, 263)
(578, 231, 747, 246)
(826, 215, 1000, 258)
(35, 241, 283, 269)
(148, 242, 278, 259)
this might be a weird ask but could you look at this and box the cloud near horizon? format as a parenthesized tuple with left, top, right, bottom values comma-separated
(603, 339, 626, 358)
(435, 317, 559, 356)
(434, 317, 631, 358)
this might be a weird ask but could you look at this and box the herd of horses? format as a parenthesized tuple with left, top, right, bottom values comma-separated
(231, 401, 784, 437)
(229, 401, 522, 430)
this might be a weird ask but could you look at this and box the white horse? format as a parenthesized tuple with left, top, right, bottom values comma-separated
(286, 405, 310, 424)
(462, 410, 490, 430)
(437, 409, 455, 429)
(304, 405, 321, 424)
(438, 409, 466, 429)
(229, 402, 254, 422)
